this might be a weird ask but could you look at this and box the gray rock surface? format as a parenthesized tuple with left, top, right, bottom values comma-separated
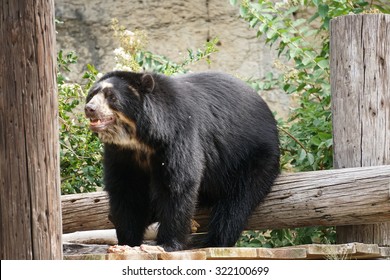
(55, 0, 291, 117)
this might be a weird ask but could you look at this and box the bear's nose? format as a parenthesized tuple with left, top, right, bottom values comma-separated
(85, 103, 97, 116)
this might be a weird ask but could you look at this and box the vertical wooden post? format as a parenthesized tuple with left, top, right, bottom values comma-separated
(331, 14, 390, 245)
(0, 1, 62, 259)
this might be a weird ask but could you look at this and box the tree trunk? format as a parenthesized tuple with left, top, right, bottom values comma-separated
(330, 14, 390, 246)
(0, 0, 62, 259)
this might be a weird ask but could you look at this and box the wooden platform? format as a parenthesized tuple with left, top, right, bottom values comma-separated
(63, 243, 390, 260)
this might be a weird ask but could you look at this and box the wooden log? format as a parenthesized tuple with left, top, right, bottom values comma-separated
(0, 0, 62, 259)
(331, 14, 390, 245)
(63, 229, 118, 245)
(62, 165, 390, 233)
(62, 225, 158, 245)
(62, 192, 111, 234)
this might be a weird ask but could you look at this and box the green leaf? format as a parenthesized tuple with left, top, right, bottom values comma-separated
(323, 17, 330, 30)
(311, 136, 322, 146)
(307, 153, 315, 165)
(299, 149, 307, 161)
(292, 18, 306, 27)
(308, 12, 320, 23)
(266, 29, 277, 39)
(249, 18, 259, 28)
(239, 5, 248, 17)
(318, 4, 329, 18)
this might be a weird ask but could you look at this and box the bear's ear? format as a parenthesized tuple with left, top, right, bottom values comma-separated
(141, 74, 155, 93)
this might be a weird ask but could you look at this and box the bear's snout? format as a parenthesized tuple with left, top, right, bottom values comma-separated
(85, 92, 116, 132)
(85, 102, 97, 117)
(84, 92, 109, 119)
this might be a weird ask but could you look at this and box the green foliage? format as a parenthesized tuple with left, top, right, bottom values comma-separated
(234, 0, 388, 247)
(135, 38, 219, 75)
(58, 51, 102, 194)
(111, 18, 219, 75)
(236, 227, 336, 248)
(238, 0, 369, 171)
(238, 0, 389, 172)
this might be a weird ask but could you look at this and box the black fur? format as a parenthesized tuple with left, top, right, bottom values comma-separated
(85, 71, 280, 251)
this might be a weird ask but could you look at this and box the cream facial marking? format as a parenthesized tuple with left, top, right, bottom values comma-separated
(128, 84, 140, 98)
(100, 81, 114, 89)
(85, 92, 115, 132)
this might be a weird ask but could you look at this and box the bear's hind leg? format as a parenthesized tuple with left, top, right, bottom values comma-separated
(206, 197, 254, 247)
(205, 169, 276, 247)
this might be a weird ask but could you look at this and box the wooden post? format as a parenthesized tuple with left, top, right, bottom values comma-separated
(331, 14, 390, 245)
(0, 1, 62, 259)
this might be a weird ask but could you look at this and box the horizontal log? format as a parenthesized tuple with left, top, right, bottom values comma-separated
(62, 192, 111, 234)
(62, 165, 390, 233)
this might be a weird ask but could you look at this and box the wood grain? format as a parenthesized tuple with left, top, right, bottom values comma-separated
(0, 1, 62, 259)
(63, 242, 390, 260)
(331, 14, 390, 245)
(61, 165, 390, 233)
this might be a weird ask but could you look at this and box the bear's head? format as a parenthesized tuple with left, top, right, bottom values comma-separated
(85, 71, 155, 148)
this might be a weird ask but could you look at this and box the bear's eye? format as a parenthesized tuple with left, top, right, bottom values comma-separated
(106, 93, 117, 102)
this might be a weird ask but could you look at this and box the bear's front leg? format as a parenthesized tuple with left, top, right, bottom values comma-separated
(151, 150, 202, 252)
(108, 189, 150, 246)
(104, 145, 152, 247)
(153, 189, 198, 251)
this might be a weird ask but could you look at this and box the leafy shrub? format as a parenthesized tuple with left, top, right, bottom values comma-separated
(236, 227, 336, 248)
(111, 19, 219, 75)
(58, 51, 102, 194)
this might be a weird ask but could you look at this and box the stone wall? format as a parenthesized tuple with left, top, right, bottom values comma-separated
(55, 0, 291, 116)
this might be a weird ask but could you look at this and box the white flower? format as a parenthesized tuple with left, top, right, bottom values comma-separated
(123, 30, 135, 37)
(113, 47, 125, 56)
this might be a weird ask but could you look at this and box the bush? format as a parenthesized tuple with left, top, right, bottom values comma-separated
(58, 51, 102, 194)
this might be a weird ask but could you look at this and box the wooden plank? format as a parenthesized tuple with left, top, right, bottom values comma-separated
(63, 243, 157, 260)
(199, 247, 306, 260)
(295, 243, 360, 260)
(294, 244, 355, 260)
(201, 248, 258, 259)
(158, 251, 206, 260)
(293, 243, 383, 259)
(63, 243, 205, 260)
(379, 247, 390, 259)
(65, 253, 158, 260)
(63, 243, 389, 260)
(256, 247, 306, 260)
(61, 165, 390, 233)
(352, 243, 381, 259)
(63, 243, 109, 255)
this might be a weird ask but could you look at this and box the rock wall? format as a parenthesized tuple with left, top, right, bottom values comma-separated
(55, 0, 291, 116)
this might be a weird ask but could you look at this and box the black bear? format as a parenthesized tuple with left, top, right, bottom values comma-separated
(85, 71, 280, 251)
